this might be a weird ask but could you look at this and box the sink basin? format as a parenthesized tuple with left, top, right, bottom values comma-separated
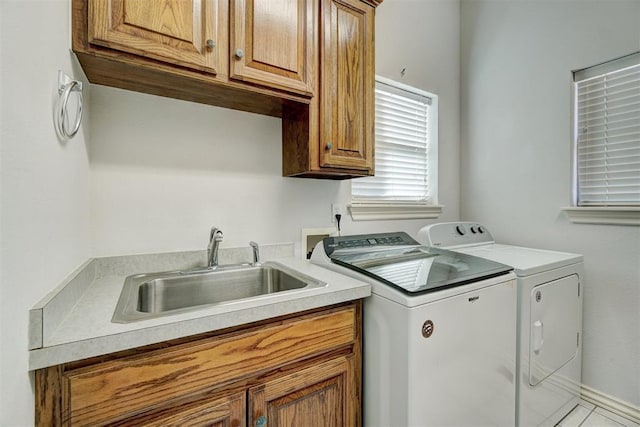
(112, 262, 326, 323)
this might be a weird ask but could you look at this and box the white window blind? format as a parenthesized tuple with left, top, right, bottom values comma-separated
(574, 52, 640, 206)
(352, 78, 436, 203)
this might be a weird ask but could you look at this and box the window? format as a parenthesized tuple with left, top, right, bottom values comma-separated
(350, 76, 441, 220)
(565, 52, 640, 225)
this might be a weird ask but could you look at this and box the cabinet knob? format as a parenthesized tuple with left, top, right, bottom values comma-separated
(235, 48, 245, 59)
(256, 416, 267, 427)
(206, 39, 216, 49)
(326, 142, 333, 150)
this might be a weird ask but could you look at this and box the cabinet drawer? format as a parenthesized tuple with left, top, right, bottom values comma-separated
(62, 306, 357, 425)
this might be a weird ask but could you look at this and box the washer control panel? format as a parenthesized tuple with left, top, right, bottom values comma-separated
(417, 222, 494, 247)
(322, 232, 418, 256)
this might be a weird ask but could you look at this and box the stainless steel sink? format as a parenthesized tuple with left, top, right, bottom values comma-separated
(112, 262, 326, 323)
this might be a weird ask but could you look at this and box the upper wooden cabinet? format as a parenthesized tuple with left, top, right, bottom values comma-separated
(319, 0, 374, 172)
(88, 0, 224, 74)
(230, 0, 317, 95)
(283, 0, 377, 178)
(84, 0, 316, 94)
(72, 0, 382, 179)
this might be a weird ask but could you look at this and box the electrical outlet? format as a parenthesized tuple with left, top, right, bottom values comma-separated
(331, 203, 343, 223)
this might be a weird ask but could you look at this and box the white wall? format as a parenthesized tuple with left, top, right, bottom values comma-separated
(88, 0, 461, 257)
(0, 1, 92, 425)
(0, 0, 460, 425)
(460, 0, 640, 406)
(374, 0, 460, 231)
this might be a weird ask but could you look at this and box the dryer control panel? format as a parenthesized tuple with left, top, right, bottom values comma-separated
(418, 222, 495, 248)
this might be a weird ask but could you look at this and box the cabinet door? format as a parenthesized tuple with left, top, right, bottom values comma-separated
(126, 392, 246, 427)
(248, 356, 356, 427)
(319, 0, 374, 173)
(88, 0, 224, 74)
(230, 0, 317, 95)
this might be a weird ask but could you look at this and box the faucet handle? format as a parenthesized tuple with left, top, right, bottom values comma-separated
(249, 241, 260, 266)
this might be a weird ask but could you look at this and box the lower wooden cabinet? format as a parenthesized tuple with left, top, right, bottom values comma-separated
(249, 356, 354, 427)
(122, 392, 246, 427)
(35, 302, 361, 427)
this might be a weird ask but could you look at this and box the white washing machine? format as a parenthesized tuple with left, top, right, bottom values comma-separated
(418, 222, 584, 427)
(311, 232, 518, 426)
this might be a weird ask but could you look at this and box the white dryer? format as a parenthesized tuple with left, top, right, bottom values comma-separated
(418, 222, 583, 427)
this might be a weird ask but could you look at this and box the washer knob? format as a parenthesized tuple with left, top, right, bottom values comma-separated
(478, 226, 484, 234)
(470, 226, 477, 234)
(455, 225, 466, 236)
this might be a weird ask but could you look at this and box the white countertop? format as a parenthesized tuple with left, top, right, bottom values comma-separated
(28, 245, 370, 371)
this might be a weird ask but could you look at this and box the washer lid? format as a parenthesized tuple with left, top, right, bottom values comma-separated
(457, 244, 582, 277)
(323, 232, 513, 295)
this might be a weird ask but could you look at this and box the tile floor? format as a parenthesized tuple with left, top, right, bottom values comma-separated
(557, 401, 640, 427)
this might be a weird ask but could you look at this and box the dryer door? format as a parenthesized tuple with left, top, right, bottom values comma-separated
(529, 274, 580, 386)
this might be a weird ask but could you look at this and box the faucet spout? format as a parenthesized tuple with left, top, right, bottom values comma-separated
(249, 241, 260, 266)
(207, 227, 223, 268)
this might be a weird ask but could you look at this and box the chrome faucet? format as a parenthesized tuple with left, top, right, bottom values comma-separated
(207, 227, 223, 268)
(249, 241, 260, 266)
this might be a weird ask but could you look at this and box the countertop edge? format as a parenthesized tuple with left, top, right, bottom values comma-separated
(28, 258, 97, 350)
(28, 246, 371, 371)
(28, 285, 370, 371)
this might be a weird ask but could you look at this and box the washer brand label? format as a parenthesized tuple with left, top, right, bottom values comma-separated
(422, 320, 434, 338)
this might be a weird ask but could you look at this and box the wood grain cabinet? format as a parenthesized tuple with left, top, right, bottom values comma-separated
(72, 0, 382, 179)
(88, 0, 317, 95)
(283, 0, 379, 178)
(73, 0, 314, 117)
(88, 0, 224, 75)
(319, 0, 375, 173)
(249, 356, 354, 426)
(230, 0, 317, 96)
(35, 302, 362, 427)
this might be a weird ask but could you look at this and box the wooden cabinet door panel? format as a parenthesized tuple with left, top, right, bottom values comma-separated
(89, 0, 223, 74)
(231, 0, 316, 95)
(121, 392, 246, 427)
(249, 356, 355, 427)
(319, 0, 374, 173)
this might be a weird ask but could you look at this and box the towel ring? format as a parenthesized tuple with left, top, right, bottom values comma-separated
(56, 71, 83, 140)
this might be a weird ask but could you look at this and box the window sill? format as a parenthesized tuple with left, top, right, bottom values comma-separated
(562, 207, 640, 226)
(349, 202, 444, 221)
